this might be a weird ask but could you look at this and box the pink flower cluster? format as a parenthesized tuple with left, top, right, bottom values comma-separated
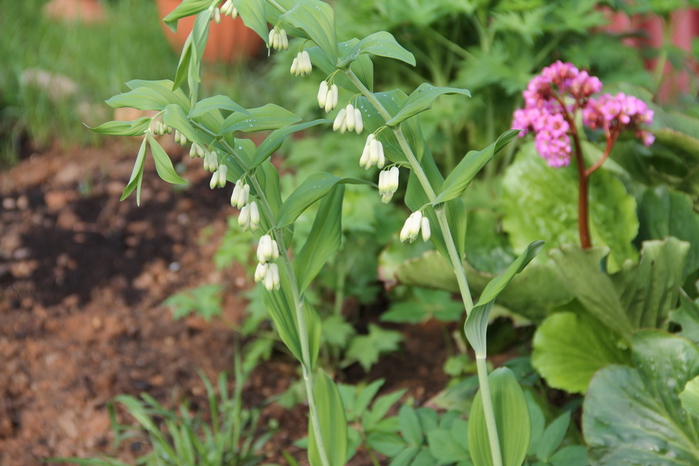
(583, 93, 655, 146)
(512, 61, 654, 168)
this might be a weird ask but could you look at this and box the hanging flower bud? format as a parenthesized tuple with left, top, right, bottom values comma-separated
(368, 137, 385, 168)
(421, 216, 431, 242)
(291, 50, 312, 76)
(257, 235, 280, 263)
(230, 181, 250, 209)
(249, 201, 260, 230)
(354, 107, 363, 134)
(254, 262, 268, 283)
(317, 81, 328, 108)
(213, 7, 221, 24)
(203, 150, 217, 172)
(345, 104, 356, 131)
(268, 28, 288, 51)
(359, 134, 374, 169)
(264, 263, 281, 290)
(239, 203, 251, 230)
(378, 166, 399, 204)
(400, 211, 423, 243)
(217, 164, 227, 187)
(209, 169, 220, 189)
(221, 0, 237, 17)
(323, 84, 339, 113)
(333, 108, 347, 132)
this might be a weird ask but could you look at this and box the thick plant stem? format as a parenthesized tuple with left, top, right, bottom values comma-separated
(570, 128, 591, 249)
(476, 356, 503, 466)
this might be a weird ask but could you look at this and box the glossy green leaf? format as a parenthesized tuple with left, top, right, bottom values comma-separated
(680, 376, 699, 418)
(398, 406, 423, 446)
(125, 79, 191, 109)
(549, 238, 689, 339)
(468, 367, 530, 466)
(465, 241, 543, 357)
(233, 0, 268, 44)
(308, 370, 347, 466)
(218, 104, 301, 135)
(536, 411, 571, 461)
(386, 83, 471, 127)
(501, 143, 639, 271)
(147, 134, 186, 185)
(637, 186, 699, 278)
(172, 36, 192, 91)
(106, 87, 172, 111)
(669, 294, 699, 343)
(89, 117, 151, 137)
(188, 95, 249, 119)
(532, 310, 631, 394)
(281, 0, 337, 63)
(584, 330, 699, 464)
(162, 0, 211, 32)
(251, 119, 327, 168)
(340, 31, 415, 67)
(293, 185, 344, 293)
(120, 137, 148, 205)
(435, 130, 519, 204)
(276, 172, 371, 228)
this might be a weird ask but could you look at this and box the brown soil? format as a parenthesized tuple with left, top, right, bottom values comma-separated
(0, 138, 450, 465)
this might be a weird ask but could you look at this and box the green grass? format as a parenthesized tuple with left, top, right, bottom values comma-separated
(0, 0, 178, 164)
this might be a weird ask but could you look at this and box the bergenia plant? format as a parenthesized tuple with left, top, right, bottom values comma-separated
(92, 0, 546, 464)
(512, 61, 654, 249)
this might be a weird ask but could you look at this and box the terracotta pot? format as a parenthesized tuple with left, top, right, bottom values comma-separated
(156, 0, 263, 63)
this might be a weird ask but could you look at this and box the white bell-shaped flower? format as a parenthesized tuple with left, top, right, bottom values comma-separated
(400, 211, 423, 243)
(264, 263, 281, 290)
(257, 234, 280, 263)
(254, 262, 268, 283)
(421, 216, 431, 242)
(353, 107, 363, 134)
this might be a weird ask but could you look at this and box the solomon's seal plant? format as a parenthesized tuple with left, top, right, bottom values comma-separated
(92, 0, 550, 464)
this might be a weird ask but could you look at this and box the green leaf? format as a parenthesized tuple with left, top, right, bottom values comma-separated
(525, 391, 545, 456)
(468, 367, 530, 466)
(293, 185, 344, 293)
(536, 411, 571, 462)
(532, 310, 631, 394)
(173, 37, 192, 91)
(308, 39, 374, 92)
(680, 376, 699, 418)
(147, 134, 187, 185)
(386, 83, 471, 127)
(276, 172, 371, 228)
(162, 0, 211, 32)
(251, 119, 327, 168)
(549, 446, 589, 466)
(341, 31, 416, 67)
(120, 138, 147, 205)
(501, 143, 639, 271)
(389, 446, 419, 466)
(188, 95, 250, 119)
(427, 425, 471, 464)
(125, 79, 191, 109)
(435, 130, 519, 204)
(381, 288, 463, 324)
(308, 370, 347, 466)
(345, 324, 403, 372)
(465, 241, 544, 356)
(234, 0, 268, 44)
(163, 284, 223, 321)
(280, 0, 338, 64)
(583, 330, 699, 464)
(366, 432, 405, 457)
(321, 314, 355, 349)
(637, 186, 699, 279)
(107, 80, 189, 111)
(218, 104, 301, 135)
(363, 389, 407, 433)
(89, 117, 151, 137)
(669, 293, 699, 343)
(161, 104, 205, 147)
(398, 406, 423, 446)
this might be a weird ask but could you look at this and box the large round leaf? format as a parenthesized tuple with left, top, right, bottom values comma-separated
(584, 330, 699, 464)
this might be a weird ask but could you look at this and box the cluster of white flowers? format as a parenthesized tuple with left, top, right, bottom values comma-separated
(230, 180, 260, 231)
(378, 167, 399, 204)
(202, 149, 219, 172)
(189, 142, 206, 158)
(333, 103, 363, 134)
(290, 51, 312, 77)
(174, 130, 187, 145)
(359, 134, 385, 169)
(153, 120, 172, 135)
(209, 164, 228, 189)
(317, 81, 339, 112)
(220, 0, 237, 17)
(268, 28, 289, 51)
(400, 211, 430, 243)
(255, 235, 280, 290)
